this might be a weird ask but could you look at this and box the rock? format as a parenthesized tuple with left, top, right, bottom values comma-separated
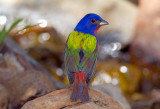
(4, 71, 55, 109)
(131, 89, 160, 109)
(129, 0, 160, 93)
(130, 0, 160, 65)
(0, 38, 64, 109)
(4, 37, 65, 89)
(22, 88, 124, 109)
(128, 0, 138, 5)
(0, 84, 9, 109)
(93, 84, 131, 109)
(0, 54, 56, 109)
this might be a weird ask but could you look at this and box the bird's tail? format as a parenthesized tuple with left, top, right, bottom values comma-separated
(70, 71, 89, 102)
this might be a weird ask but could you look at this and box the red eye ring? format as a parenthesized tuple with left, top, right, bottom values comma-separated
(91, 19, 96, 24)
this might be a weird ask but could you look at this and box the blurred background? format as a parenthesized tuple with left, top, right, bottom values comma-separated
(0, 0, 160, 109)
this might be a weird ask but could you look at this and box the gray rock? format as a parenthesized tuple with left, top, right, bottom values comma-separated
(0, 38, 64, 109)
(92, 84, 131, 109)
(0, 84, 9, 109)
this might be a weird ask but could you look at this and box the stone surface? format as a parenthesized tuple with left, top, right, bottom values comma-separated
(130, 0, 160, 64)
(93, 84, 131, 109)
(0, 59, 56, 109)
(4, 71, 55, 109)
(22, 88, 124, 109)
(0, 84, 9, 109)
(129, 0, 160, 94)
(131, 90, 160, 109)
(0, 38, 61, 109)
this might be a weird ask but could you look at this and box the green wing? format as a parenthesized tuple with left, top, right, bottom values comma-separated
(65, 43, 79, 84)
(79, 47, 98, 84)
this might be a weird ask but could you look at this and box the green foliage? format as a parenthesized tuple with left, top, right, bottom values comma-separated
(0, 18, 23, 44)
(0, 18, 39, 44)
(8, 18, 23, 34)
(0, 26, 7, 44)
(13, 23, 39, 36)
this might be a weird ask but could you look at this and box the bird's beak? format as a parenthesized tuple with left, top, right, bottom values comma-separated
(99, 20, 109, 26)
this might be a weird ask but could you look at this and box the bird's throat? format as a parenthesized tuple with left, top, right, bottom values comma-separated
(94, 26, 101, 36)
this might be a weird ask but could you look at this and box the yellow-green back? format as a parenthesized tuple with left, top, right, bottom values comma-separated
(67, 31, 97, 55)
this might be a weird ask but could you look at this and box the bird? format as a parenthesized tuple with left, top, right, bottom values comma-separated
(64, 13, 108, 102)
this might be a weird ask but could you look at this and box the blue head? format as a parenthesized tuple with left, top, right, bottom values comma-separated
(74, 13, 108, 36)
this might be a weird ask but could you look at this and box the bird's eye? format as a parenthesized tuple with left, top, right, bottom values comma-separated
(91, 19, 96, 24)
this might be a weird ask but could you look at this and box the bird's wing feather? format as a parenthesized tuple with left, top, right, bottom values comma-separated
(65, 44, 79, 84)
(81, 46, 98, 84)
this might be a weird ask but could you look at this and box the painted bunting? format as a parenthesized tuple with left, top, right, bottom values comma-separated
(65, 13, 108, 102)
